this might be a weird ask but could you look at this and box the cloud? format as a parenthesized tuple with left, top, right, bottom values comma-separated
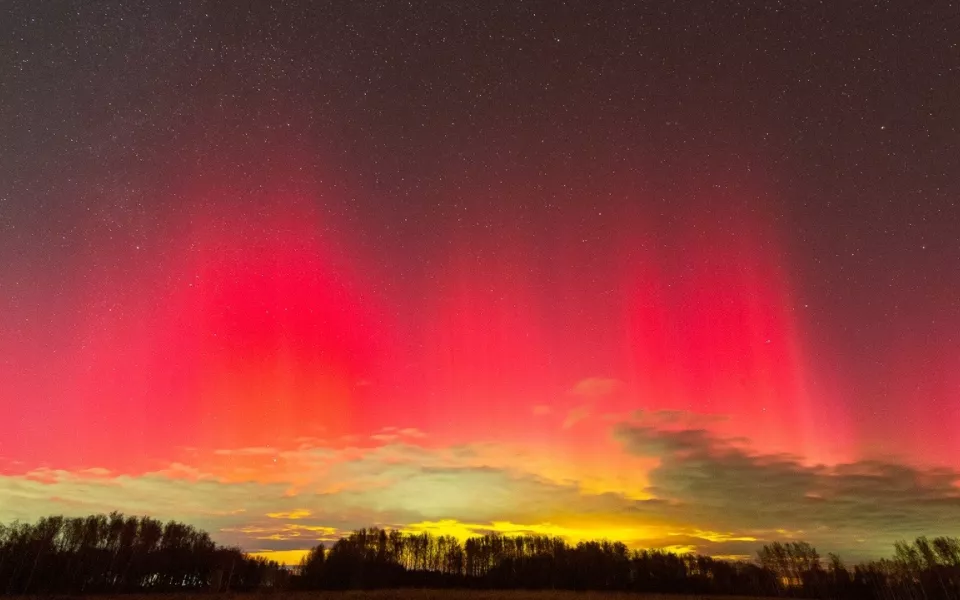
(155, 462, 215, 480)
(631, 408, 729, 428)
(79, 467, 112, 477)
(0, 436, 680, 558)
(558, 377, 626, 428)
(266, 509, 312, 519)
(614, 422, 960, 558)
(562, 406, 592, 429)
(570, 377, 623, 398)
(4, 420, 958, 563)
(222, 522, 342, 542)
(214, 447, 277, 457)
(370, 426, 428, 443)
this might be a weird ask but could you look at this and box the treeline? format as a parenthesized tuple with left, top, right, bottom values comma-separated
(295, 530, 960, 600)
(0, 513, 286, 594)
(296, 528, 777, 594)
(2, 514, 959, 600)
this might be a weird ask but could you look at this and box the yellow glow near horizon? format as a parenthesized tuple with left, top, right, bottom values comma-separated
(246, 519, 767, 567)
(248, 549, 311, 566)
(683, 530, 758, 543)
(401, 518, 672, 545)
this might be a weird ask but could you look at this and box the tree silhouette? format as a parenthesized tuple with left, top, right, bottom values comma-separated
(0, 513, 285, 594)
(2, 513, 960, 599)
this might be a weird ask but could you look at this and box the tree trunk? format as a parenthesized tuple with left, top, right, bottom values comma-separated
(22, 543, 44, 594)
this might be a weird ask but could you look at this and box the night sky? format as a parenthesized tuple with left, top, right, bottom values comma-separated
(2, 1, 959, 563)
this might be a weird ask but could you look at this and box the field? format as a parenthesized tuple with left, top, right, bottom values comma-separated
(62, 591, 773, 600)
(249, 594, 758, 600)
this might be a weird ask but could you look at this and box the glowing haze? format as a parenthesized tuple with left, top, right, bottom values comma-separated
(2, 1, 959, 565)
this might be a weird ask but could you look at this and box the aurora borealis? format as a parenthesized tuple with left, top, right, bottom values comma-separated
(2, 1, 959, 564)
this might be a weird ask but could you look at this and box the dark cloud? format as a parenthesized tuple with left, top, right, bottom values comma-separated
(615, 423, 960, 559)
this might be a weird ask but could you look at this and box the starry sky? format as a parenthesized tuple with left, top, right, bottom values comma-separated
(2, 0, 959, 564)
